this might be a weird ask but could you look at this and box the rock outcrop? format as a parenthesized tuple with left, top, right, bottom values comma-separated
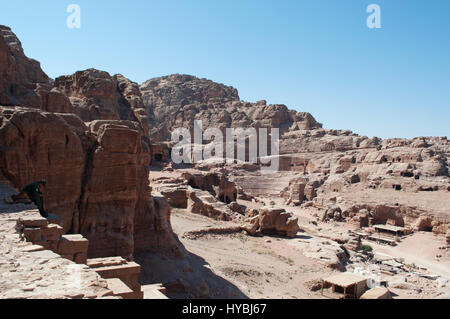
(0, 106, 181, 260)
(0, 25, 181, 261)
(140, 74, 322, 142)
(53, 69, 147, 124)
(182, 171, 238, 204)
(245, 207, 300, 238)
(0, 25, 50, 108)
(0, 107, 85, 231)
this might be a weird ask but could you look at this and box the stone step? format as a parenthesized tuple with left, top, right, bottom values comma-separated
(17, 216, 84, 264)
(87, 257, 128, 268)
(42, 224, 63, 241)
(17, 216, 48, 229)
(142, 284, 169, 299)
(88, 259, 142, 293)
(106, 278, 143, 299)
(20, 244, 46, 253)
(57, 234, 89, 264)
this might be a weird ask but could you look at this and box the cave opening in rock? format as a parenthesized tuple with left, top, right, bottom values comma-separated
(401, 172, 414, 178)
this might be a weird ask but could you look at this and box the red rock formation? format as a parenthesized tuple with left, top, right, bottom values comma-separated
(0, 25, 50, 108)
(0, 107, 85, 231)
(140, 74, 322, 142)
(0, 107, 181, 260)
(181, 171, 238, 204)
(0, 27, 179, 259)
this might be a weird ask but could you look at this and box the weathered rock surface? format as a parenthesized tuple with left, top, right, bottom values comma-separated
(0, 107, 181, 260)
(140, 74, 322, 142)
(255, 207, 300, 238)
(0, 25, 181, 261)
(0, 107, 85, 231)
(182, 171, 238, 204)
(54, 69, 147, 123)
(0, 25, 50, 109)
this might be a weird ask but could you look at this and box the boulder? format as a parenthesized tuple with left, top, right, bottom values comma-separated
(187, 189, 234, 221)
(322, 205, 343, 222)
(258, 207, 300, 238)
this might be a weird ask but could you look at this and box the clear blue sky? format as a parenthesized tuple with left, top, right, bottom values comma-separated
(1, 0, 449, 139)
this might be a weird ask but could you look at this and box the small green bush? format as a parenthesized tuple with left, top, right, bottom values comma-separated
(361, 244, 373, 253)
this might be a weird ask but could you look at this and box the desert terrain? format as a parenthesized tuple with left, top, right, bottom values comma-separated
(0, 24, 449, 299)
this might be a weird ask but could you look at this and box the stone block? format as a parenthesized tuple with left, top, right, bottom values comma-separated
(106, 278, 143, 299)
(57, 234, 89, 255)
(61, 254, 74, 261)
(47, 240, 59, 252)
(42, 224, 63, 241)
(241, 223, 258, 236)
(92, 262, 141, 292)
(142, 284, 168, 299)
(23, 228, 42, 242)
(87, 257, 128, 269)
(17, 216, 48, 228)
(74, 252, 88, 265)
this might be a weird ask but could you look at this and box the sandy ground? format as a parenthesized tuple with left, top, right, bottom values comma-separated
(148, 168, 450, 299)
(366, 232, 450, 279)
(169, 208, 333, 299)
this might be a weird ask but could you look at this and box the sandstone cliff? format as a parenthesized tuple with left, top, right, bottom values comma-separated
(0, 26, 181, 261)
(0, 25, 50, 109)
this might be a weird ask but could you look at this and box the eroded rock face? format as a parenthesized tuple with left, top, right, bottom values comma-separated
(53, 69, 146, 124)
(256, 207, 300, 238)
(0, 107, 85, 231)
(182, 171, 238, 204)
(0, 26, 177, 259)
(78, 121, 140, 259)
(0, 107, 181, 260)
(76, 119, 180, 259)
(0, 25, 50, 108)
(140, 74, 322, 142)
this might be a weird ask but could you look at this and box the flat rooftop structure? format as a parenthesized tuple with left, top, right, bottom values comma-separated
(374, 224, 405, 234)
(352, 231, 370, 238)
(367, 234, 397, 246)
(321, 273, 368, 299)
(323, 273, 367, 288)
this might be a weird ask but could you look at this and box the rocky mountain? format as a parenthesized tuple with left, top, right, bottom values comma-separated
(140, 74, 322, 142)
(0, 25, 50, 109)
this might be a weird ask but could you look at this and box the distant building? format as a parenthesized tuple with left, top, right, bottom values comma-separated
(321, 273, 368, 299)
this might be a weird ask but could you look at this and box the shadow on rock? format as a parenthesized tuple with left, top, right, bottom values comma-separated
(0, 182, 35, 214)
(135, 236, 248, 299)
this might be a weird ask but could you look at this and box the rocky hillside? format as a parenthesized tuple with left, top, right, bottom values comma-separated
(140, 74, 322, 142)
(0, 25, 50, 109)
